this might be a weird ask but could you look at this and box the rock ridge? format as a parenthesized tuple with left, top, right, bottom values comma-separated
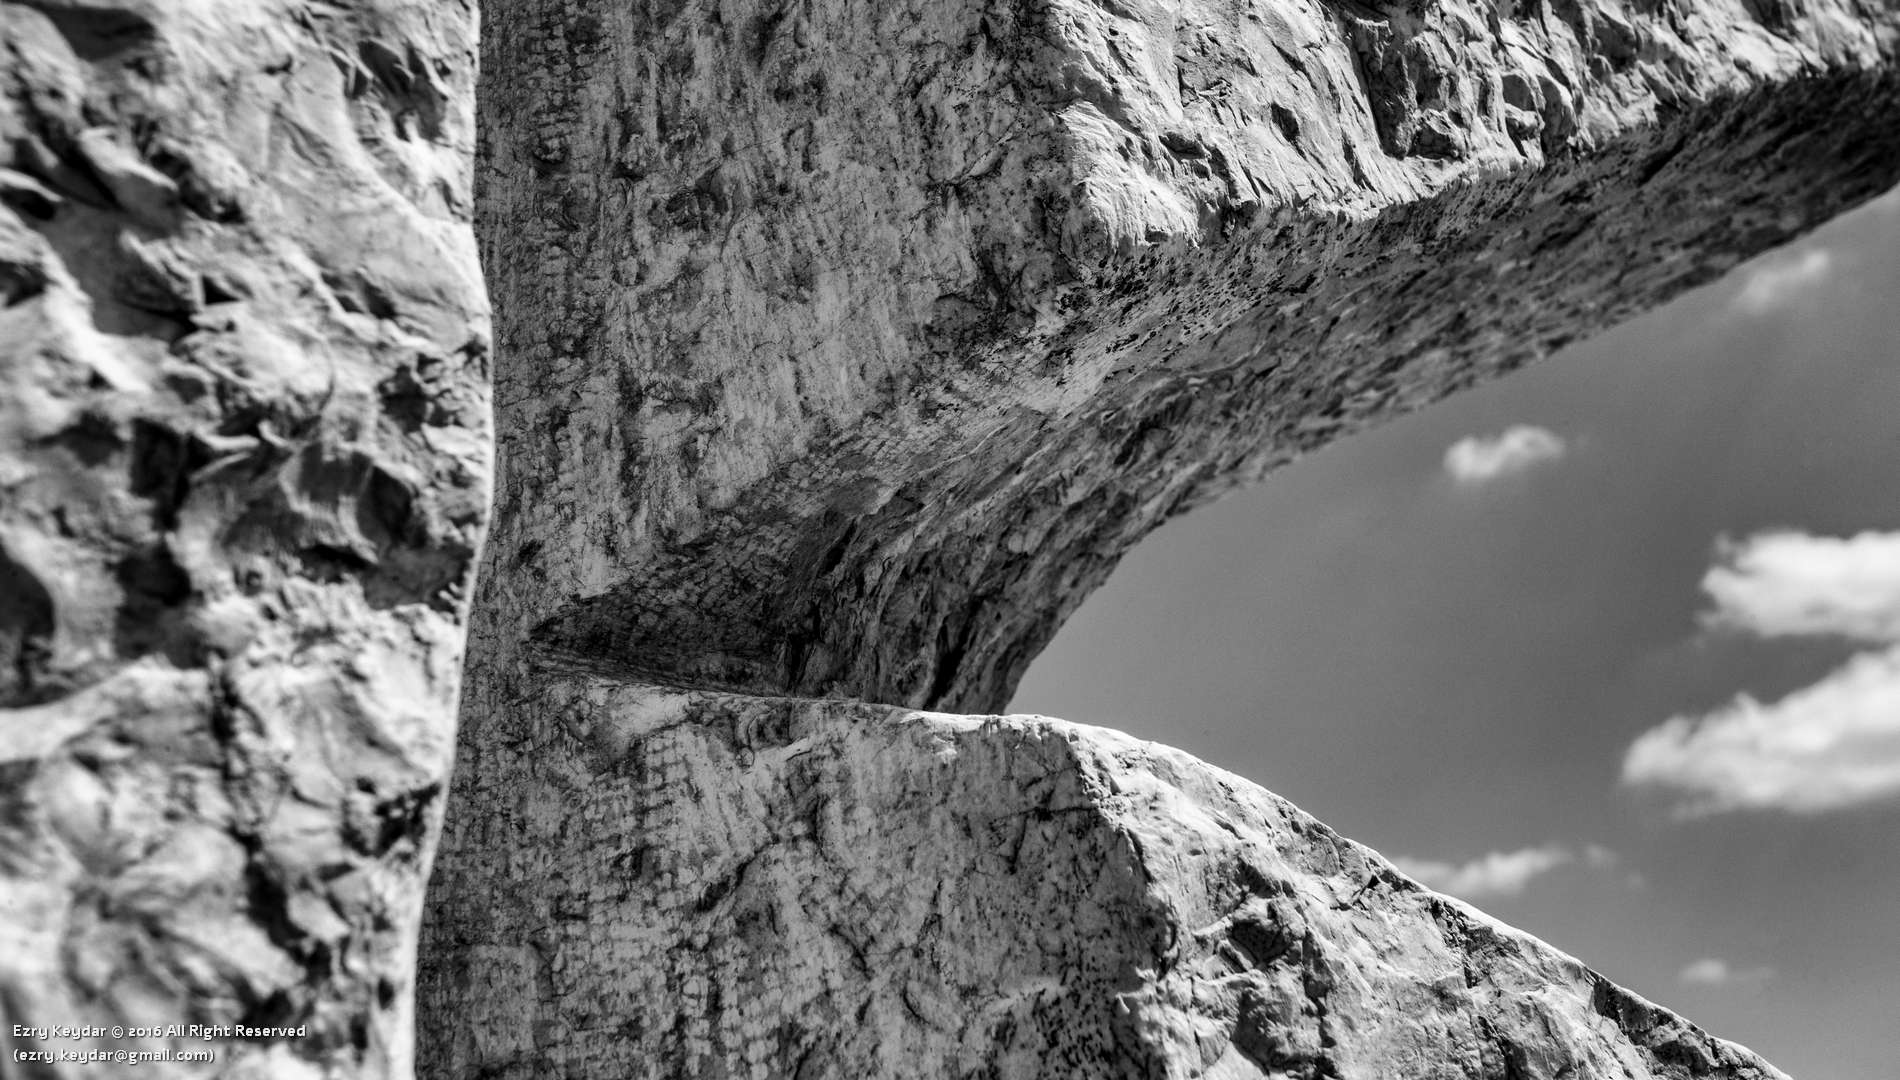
(421, 677, 1789, 1080)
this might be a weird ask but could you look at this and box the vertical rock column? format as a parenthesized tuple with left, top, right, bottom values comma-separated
(0, 2, 488, 1077)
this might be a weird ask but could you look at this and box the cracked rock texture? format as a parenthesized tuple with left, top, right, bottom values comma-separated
(423, 679, 1790, 1080)
(425, 0, 1900, 1075)
(0, 1, 487, 1077)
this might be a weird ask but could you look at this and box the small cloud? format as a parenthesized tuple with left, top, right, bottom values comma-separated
(1580, 843, 1622, 871)
(1392, 843, 1619, 900)
(1678, 958, 1776, 988)
(1732, 248, 1831, 314)
(1443, 425, 1567, 485)
(1623, 529, 1900, 816)
(1577, 843, 1646, 888)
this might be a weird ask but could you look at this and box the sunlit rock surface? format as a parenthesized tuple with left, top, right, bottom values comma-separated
(0, 1, 487, 1076)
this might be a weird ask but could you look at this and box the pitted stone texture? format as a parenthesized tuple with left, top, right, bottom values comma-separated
(423, 679, 1787, 1080)
(0, 2, 488, 1077)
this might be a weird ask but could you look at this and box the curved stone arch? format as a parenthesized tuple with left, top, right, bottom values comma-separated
(1, 0, 1895, 1075)
(462, 0, 1899, 717)
(422, 0, 1900, 1076)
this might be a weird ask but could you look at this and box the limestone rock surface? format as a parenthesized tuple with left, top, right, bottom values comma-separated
(424, 678, 1788, 1080)
(0, 1, 487, 1077)
(4, 0, 1898, 1077)
(430, 0, 1899, 1072)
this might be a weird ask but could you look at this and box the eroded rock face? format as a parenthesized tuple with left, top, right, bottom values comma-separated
(423, 680, 1788, 1080)
(423, 0, 1900, 1076)
(0, 2, 487, 1076)
(5, 0, 1896, 1076)
(464, 0, 1899, 714)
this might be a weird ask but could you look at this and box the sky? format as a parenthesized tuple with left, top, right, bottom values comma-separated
(1010, 186, 1900, 1080)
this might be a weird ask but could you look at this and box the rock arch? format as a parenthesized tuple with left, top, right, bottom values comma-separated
(0, 0, 1895, 1075)
(423, 0, 1899, 1076)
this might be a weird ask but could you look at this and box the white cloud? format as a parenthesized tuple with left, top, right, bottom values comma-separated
(1442, 426, 1568, 485)
(1732, 248, 1831, 314)
(1623, 645, 1900, 815)
(1392, 843, 1616, 899)
(1623, 529, 1900, 815)
(1700, 530, 1900, 643)
(1678, 958, 1776, 988)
